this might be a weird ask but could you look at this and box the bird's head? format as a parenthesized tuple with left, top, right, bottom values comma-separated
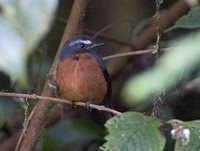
(60, 35, 103, 60)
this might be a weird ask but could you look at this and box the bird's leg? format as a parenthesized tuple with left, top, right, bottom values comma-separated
(72, 101, 77, 108)
(85, 101, 92, 111)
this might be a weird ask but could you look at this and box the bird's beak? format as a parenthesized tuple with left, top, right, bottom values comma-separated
(93, 43, 104, 47)
(88, 43, 104, 50)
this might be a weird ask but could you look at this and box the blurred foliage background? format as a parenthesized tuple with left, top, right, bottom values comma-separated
(1, 0, 200, 151)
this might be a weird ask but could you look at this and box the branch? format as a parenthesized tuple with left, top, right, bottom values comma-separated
(0, 92, 122, 115)
(15, 0, 90, 151)
(107, 0, 190, 77)
(0, 105, 62, 151)
(92, 19, 132, 39)
(1, 1, 191, 151)
(103, 49, 154, 61)
(0, 131, 21, 151)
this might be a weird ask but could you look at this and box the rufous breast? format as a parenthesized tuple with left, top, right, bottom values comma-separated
(57, 52, 107, 104)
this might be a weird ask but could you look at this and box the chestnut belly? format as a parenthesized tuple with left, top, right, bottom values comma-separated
(56, 52, 107, 104)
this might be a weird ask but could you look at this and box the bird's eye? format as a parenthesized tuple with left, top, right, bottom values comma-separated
(80, 43, 85, 48)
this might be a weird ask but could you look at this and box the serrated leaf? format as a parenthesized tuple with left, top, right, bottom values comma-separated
(166, 6, 200, 32)
(0, 0, 58, 86)
(102, 112, 166, 151)
(173, 120, 200, 151)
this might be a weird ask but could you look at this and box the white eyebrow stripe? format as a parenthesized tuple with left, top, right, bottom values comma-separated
(69, 39, 92, 46)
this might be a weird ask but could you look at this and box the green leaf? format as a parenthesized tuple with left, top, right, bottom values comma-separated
(122, 31, 200, 105)
(166, 6, 200, 32)
(172, 120, 200, 151)
(0, 0, 58, 86)
(41, 119, 105, 151)
(102, 112, 166, 151)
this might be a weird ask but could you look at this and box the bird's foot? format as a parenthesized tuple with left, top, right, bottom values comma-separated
(72, 101, 77, 108)
(85, 101, 92, 111)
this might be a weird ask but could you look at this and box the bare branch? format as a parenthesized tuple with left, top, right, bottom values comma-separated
(107, 0, 190, 77)
(0, 92, 122, 115)
(103, 49, 154, 61)
(0, 1, 190, 150)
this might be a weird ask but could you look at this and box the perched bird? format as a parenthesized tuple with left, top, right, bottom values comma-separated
(56, 35, 111, 108)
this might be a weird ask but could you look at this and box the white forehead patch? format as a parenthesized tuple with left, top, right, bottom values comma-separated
(69, 39, 92, 46)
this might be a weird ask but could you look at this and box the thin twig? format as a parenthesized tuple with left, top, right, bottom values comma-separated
(56, 18, 134, 47)
(92, 19, 132, 39)
(152, 0, 164, 119)
(0, 92, 122, 115)
(0, 1, 190, 151)
(103, 49, 154, 61)
(85, 29, 134, 47)
(107, 0, 190, 77)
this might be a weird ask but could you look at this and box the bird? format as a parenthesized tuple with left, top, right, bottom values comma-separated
(56, 35, 112, 109)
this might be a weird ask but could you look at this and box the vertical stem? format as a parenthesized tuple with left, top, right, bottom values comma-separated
(154, 0, 163, 58)
(152, 0, 164, 119)
(15, 0, 90, 151)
